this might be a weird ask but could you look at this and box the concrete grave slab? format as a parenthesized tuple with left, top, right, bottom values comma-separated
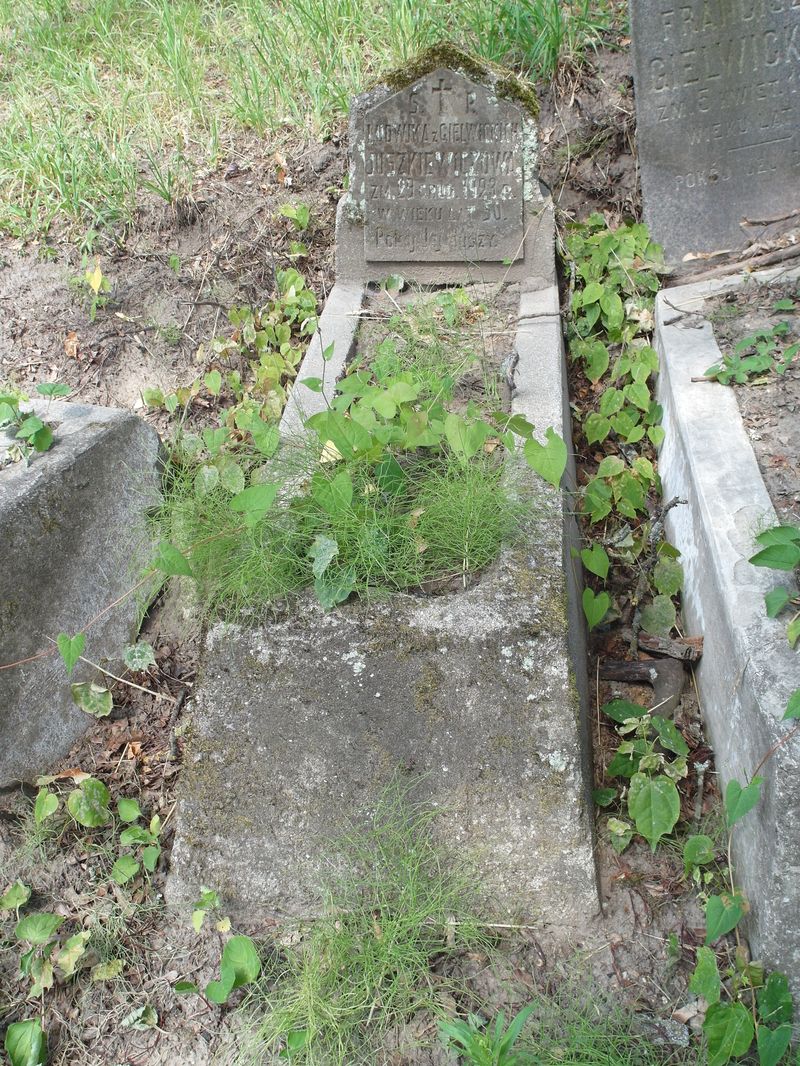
(630, 0, 800, 261)
(0, 400, 159, 785)
(655, 266, 800, 987)
(168, 292, 598, 927)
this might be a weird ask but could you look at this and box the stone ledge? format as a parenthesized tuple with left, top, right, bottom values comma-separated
(0, 401, 160, 784)
(655, 267, 800, 989)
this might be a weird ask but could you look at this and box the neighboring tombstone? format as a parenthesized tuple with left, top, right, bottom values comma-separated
(630, 1, 800, 261)
(336, 46, 555, 286)
(0, 401, 159, 784)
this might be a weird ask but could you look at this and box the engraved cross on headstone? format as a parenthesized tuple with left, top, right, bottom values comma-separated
(430, 77, 452, 114)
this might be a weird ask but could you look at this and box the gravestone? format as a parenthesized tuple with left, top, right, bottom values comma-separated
(0, 401, 159, 784)
(630, 1, 800, 261)
(335, 47, 555, 287)
(169, 53, 598, 929)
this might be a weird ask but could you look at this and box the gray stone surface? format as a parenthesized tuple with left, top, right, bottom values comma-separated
(336, 54, 555, 286)
(168, 283, 598, 926)
(655, 267, 800, 989)
(630, 0, 800, 261)
(280, 282, 363, 437)
(0, 400, 160, 784)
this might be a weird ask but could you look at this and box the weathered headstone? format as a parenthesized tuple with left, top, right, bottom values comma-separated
(336, 48, 554, 286)
(630, 1, 800, 260)
(169, 53, 597, 929)
(0, 401, 159, 784)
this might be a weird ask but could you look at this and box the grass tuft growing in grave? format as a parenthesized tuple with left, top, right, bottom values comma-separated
(0, 0, 613, 236)
(152, 288, 532, 616)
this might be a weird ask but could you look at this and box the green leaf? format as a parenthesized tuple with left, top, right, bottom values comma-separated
(705, 893, 745, 945)
(315, 568, 356, 610)
(111, 855, 140, 885)
(117, 797, 141, 822)
(683, 834, 715, 872)
(765, 588, 791, 617)
(194, 463, 219, 497)
(0, 880, 31, 911)
(230, 483, 278, 527)
(755, 525, 800, 547)
(221, 935, 261, 989)
(444, 412, 490, 462)
(306, 411, 373, 457)
(584, 342, 609, 383)
(627, 772, 680, 850)
(66, 777, 111, 828)
(301, 377, 323, 392)
(651, 715, 689, 756)
(524, 428, 568, 488)
(174, 980, 199, 994)
(34, 424, 56, 451)
(581, 543, 610, 579)
(592, 787, 617, 807)
(640, 594, 676, 636)
(307, 535, 339, 579)
(119, 826, 152, 846)
(219, 460, 245, 496)
(703, 1002, 754, 1066)
(788, 615, 800, 648)
(56, 930, 90, 977)
(70, 682, 112, 718)
(57, 632, 85, 676)
(15, 912, 64, 944)
(91, 959, 123, 982)
(123, 642, 156, 671)
(749, 542, 800, 571)
(783, 689, 800, 721)
(653, 556, 683, 597)
(142, 844, 161, 872)
(252, 422, 280, 457)
(601, 699, 649, 724)
(758, 972, 794, 1025)
(204, 370, 222, 395)
(584, 413, 611, 445)
(311, 470, 353, 517)
(607, 817, 633, 853)
(154, 540, 193, 577)
(757, 1024, 792, 1066)
(4, 1019, 46, 1066)
(596, 455, 625, 478)
(582, 587, 610, 630)
(34, 788, 58, 825)
(205, 967, 235, 1004)
(581, 281, 604, 305)
(725, 777, 763, 828)
(689, 946, 721, 1004)
(36, 382, 70, 399)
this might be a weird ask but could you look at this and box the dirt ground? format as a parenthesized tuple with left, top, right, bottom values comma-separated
(0, 45, 722, 1066)
(708, 279, 800, 528)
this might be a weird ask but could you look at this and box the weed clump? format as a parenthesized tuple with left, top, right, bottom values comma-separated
(233, 786, 490, 1065)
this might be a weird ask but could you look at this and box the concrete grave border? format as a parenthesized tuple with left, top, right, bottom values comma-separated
(655, 266, 800, 985)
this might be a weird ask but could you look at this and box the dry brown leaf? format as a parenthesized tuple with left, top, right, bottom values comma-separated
(64, 331, 79, 359)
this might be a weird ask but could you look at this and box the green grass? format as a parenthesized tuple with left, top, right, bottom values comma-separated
(157, 441, 523, 617)
(232, 784, 492, 1065)
(0, 0, 612, 237)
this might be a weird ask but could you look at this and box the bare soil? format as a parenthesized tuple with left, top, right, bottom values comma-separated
(708, 279, 800, 526)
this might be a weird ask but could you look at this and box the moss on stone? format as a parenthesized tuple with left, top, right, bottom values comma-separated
(373, 43, 540, 116)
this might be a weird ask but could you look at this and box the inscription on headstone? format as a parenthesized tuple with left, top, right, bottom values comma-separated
(630, 0, 800, 260)
(362, 69, 524, 262)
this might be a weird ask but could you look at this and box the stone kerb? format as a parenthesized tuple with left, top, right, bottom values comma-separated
(630, 0, 800, 261)
(335, 49, 555, 287)
(654, 266, 800, 989)
(0, 401, 160, 785)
